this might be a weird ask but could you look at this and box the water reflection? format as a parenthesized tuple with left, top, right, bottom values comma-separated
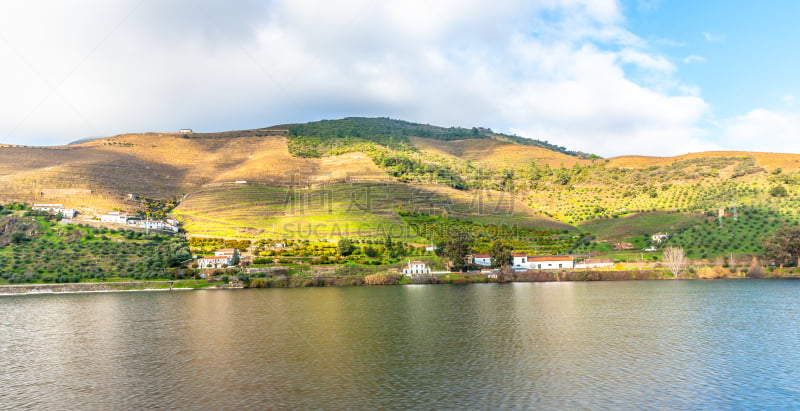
(3, 281, 800, 409)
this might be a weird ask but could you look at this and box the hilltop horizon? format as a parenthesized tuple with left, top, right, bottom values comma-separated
(3, 116, 798, 160)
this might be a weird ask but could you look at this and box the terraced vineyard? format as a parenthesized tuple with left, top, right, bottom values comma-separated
(174, 182, 571, 240)
(523, 156, 800, 224)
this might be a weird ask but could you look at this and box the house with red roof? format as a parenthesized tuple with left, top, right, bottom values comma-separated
(472, 254, 491, 266)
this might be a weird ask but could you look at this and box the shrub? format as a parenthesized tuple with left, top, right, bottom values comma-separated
(697, 265, 730, 279)
(747, 261, 765, 278)
(364, 273, 399, 285)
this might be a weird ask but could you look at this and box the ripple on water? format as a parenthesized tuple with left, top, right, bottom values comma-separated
(2, 281, 800, 409)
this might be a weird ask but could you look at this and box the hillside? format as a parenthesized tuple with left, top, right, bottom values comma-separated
(2, 117, 800, 261)
(409, 137, 586, 169)
(0, 208, 191, 284)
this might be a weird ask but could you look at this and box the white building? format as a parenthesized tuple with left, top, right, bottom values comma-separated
(196, 249, 240, 269)
(100, 211, 128, 224)
(402, 260, 431, 276)
(651, 232, 669, 244)
(196, 256, 231, 269)
(130, 220, 168, 230)
(59, 209, 76, 219)
(512, 253, 529, 268)
(33, 203, 63, 212)
(179, 128, 193, 134)
(32, 204, 76, 219)
(526, 256, 574, 270)
(473, 254, 492, 266)
(215, 248, 240, 258)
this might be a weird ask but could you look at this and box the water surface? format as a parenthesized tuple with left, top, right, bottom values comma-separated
(2, 280, 800, 409)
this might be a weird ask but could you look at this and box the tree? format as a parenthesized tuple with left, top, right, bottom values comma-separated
(443, 232, 473, 272)
(762, 227, 800, 268)
(489, 240, 512, 269)
(769, 185, 788, 197)
(383, 236, 394, 254)
(9, 231, 27, 244)
(337, 238, 355, 257)
(662, 246, 687, 278)
(229, 253, 240, 266)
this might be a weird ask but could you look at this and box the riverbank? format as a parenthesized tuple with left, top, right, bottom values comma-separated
(1, 268, 785, 295)
(0, 281, 206, 296)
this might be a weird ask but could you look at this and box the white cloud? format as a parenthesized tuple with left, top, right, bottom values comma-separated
(0, 0, 713, 157)
(721, 109, 800, 153)
(703, 32, 724, 42)
(682, 55, 706, 64)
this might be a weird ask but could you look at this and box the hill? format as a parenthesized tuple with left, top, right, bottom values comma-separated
(2, 117, 800, 262)
(0, 208, 191, 284)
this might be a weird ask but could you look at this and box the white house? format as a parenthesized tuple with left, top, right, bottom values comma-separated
(215, 248, 240, 258)
(100, 211, 128, 224)
(179, 128, 193, 134)
(32, 204, 76, 219)
(197, 256, 231, 269)
(512, 253, 529, 268)
(197, 249, 241, 269)
(473, 254, 492, 266)
(402, 260, 431, 276)
(128, 219, 163, 230)
(33, 203, 63, 212)
(526, 256, 574, 270)
(651, 232, 669, 244)
(59, 209, 76, 219)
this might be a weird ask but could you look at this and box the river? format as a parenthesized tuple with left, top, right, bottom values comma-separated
(2, 280, 800, 409)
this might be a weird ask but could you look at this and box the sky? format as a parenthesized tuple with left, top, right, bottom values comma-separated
(0, 0, 799, 157)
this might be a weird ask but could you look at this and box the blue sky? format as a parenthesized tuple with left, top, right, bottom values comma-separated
(0, 0, 798, 157)
(626, 0, 800, 118)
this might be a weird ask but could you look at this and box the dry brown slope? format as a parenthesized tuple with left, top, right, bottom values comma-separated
(607, 151, 800, 171)
(410, 137, 588, 169)
(0, 133, 389, 212)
